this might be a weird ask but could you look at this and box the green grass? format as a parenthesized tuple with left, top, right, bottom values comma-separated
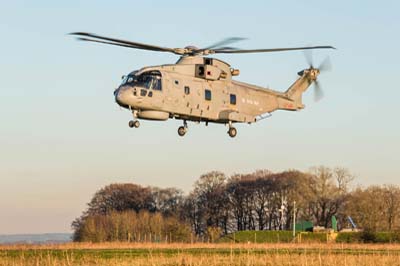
(218, 230, 297, 243)
(219, 230, 400, 244)
(2, 246, 400, 260)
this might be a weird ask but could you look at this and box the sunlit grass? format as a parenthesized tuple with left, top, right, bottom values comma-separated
(1, 242, 400, 265)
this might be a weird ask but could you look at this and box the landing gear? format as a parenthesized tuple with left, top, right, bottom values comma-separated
(227, 121, 237, 138)
(178, 126, 186, 136)
(228, 127, 237, 138)
(178, 120, 188, 137)
(129, 110, 140, 128)
(128, 120, 140, 128)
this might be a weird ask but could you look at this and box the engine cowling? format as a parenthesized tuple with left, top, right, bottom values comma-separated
(137, 110, 169, 121)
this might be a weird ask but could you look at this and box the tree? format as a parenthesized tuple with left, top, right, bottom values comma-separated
(345, 185, 400, 231)
(86, 183, 154, 215)
(382, 185, 400, 230)
(192, 171, 229, 234)
(151, 187, 184, 217)
(304, 166, 350, 228)
(226, 174, 248, 231)
(71, 166, 368, 242)
(181, 192, 203, 235)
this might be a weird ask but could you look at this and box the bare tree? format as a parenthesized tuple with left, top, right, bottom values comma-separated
(382, 185, 400, 230)
(334, 167, 354, 193)
(192, 171, 229, 234)
(181, 192, 203, 235)
(87, 183, 154, 214)
(226, 174, 250, 231)
(305, 166, 348, 228)
(152, 187, 184, 217)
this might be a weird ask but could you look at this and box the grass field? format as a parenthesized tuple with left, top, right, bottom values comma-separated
(1, 243, 400, 265)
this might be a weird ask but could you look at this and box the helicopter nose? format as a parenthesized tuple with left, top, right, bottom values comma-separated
(115, 87, 128, 106)
(114, 88, 121, 102)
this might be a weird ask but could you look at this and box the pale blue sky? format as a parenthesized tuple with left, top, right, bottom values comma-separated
(0, 1, 399, 234)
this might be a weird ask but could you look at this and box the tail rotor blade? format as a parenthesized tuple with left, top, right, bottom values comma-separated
(314, 80, 324, 102)
(304, 49, 314, 68)
(318, 56, 332, 72)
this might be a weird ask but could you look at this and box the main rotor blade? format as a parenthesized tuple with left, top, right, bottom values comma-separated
(213, 46, 335, 54)
(203, 37, 247, 50)
(76, 37, 167, 52)
(70, 32, 175, 53)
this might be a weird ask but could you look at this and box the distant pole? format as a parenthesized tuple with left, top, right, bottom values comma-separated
(293, 201, 296, 239)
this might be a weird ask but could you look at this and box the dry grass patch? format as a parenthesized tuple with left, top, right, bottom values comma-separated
(1, 242, 400, 266)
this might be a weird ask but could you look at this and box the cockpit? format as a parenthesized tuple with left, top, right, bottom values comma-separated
(121, 70, 162, 91)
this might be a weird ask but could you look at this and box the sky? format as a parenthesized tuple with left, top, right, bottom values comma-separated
(0, 1, 399, 234)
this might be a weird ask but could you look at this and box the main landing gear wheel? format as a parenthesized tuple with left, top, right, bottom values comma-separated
(128, 120, 140, 128)
(178, 121, 188, 137)
(228, 127, 237, 138)
(178, 126, 187, 137)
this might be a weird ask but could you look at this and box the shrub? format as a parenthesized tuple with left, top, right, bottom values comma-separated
(336, 231, 400, 243)
(299, 232, 328, 243)
(336, 232, 362, 243)
(218, 230, 296, 243)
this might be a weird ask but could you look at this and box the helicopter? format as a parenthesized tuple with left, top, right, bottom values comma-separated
(70, 32, 335, 137)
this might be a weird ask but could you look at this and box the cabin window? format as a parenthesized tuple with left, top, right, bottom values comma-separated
(198, 66, 205, 76)
(140, 89, 147, 97)
(184, 86, 190, 95)
(148, 91, 153, 97)
(175, 80, 179, 85)
(204, 58, 213, 65)
(205, 89, 212, 101)
(230, 94, 236, 105)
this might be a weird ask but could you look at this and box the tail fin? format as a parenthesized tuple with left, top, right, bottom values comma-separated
(283, 68, 319, 108)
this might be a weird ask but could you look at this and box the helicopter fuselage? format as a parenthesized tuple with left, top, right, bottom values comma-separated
(114, 56, 315, 126)
(70, 32, 332, 137)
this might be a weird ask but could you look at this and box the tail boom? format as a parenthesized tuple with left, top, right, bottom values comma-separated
(278, 68, 319, 110)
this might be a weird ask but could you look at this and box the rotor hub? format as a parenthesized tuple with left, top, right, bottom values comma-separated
(309, 68, 320, 80)
(184, 45, 199, 50)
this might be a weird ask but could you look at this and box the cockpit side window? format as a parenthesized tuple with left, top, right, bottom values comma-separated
(152, 78, 162, 91)
(125, 71, 162, 91)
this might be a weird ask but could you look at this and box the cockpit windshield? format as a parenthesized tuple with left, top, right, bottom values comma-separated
(121, 71, 162, 91)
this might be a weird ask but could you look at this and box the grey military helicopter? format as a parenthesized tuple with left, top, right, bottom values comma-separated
(70, 32, 334, 137)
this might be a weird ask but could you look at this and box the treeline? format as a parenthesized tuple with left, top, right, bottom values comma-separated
(72, 211, 191, 242)
(72, 167, 400, 242)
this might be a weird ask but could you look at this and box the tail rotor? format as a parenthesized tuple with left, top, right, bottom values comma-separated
(303, 49, 333, 102)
